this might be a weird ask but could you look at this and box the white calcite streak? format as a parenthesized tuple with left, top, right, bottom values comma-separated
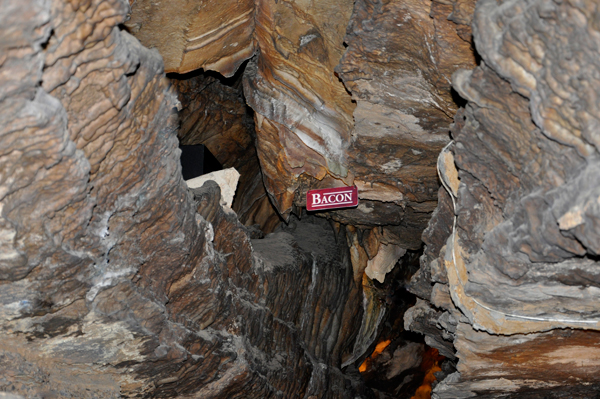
(186, 167, 240, 208)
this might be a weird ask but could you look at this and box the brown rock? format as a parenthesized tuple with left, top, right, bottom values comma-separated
(243, 0, 356, 218)
(0, 1, 371, 398)
(125, 0, 256, 76)
(334, 0, 476, 239)
(171, 70, 281, 232)
(241, 0, 478, 262)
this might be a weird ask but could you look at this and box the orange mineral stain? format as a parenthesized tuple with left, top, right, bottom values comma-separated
(411, 347, 444, 399)
(359, 339, 392, 373)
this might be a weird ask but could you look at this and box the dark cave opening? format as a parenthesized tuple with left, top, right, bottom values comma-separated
(178, 144, 222, 181)
(168, 62, 284, 233)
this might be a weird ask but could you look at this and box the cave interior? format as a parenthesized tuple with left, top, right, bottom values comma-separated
(1, 0, 600, 398)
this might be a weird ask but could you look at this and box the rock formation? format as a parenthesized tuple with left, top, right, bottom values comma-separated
(243, 0, 476, 236)
(125, 0, 255, 76)
(0, 0, 365, 397)
(171, 69, 282, 232)
(3, 0, 600, 397)
(125, 0, 478, 286)
(242, 0, 479, 328)
(243, 0, 356, 220)
(406, 0, 600, 397)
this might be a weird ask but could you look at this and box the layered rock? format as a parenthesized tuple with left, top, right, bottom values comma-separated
(9, 0, 600, 397)
(331, 0, 476, 243)
(125, 0, 255, 76)
(0, 1, 371, 397)
(125, 0, 478, 280)
(338, 0, 476, 203)
(407, 0, 600, 396)
(244, 0, 477, 234)
(241, 0, 479, 303)
(243, 0, 357, 219)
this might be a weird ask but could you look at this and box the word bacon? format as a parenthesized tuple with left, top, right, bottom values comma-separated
(306, 186, 358, 211)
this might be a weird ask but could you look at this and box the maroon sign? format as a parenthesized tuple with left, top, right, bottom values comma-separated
(306, 186, 358, 211)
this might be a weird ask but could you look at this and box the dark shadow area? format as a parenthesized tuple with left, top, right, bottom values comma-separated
(450, 87, 467, 109)
(354, 249, 456, 398)
(167, 62, 283, 233)
(179, 144, 222, 180)
(472, 40, 482, 66)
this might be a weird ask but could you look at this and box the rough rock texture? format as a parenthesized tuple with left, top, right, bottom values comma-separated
(126, 0, 477, 242)
(335, 0, 477, 230)
(125, 0, 255, 76)
(241, 0, 479, 298)
(407, 0, 600, 397)
(171, 69, 281, 232)
(9, 0, 600, 397)
(243, 0, 357, 219)
(185, 167, 240, 208)
(244, 0, 477, 236)
(0, 1, 371, 397)
(125, 0, 478, 285)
